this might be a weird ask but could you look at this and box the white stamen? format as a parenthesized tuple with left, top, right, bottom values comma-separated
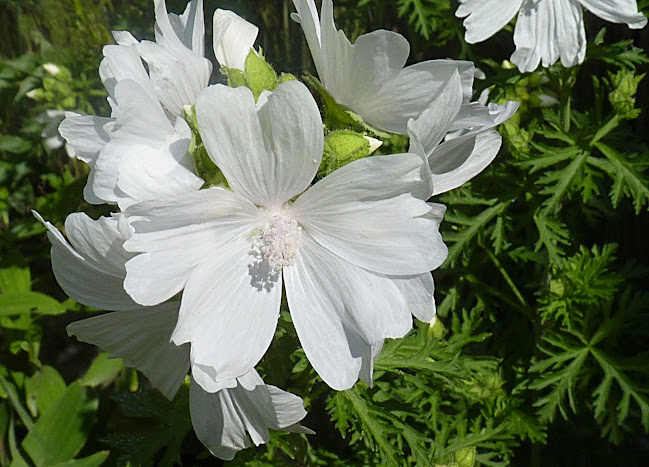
(252, 213, 302, 270)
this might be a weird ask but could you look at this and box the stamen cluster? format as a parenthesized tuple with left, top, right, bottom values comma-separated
(253, 213, 302, 270)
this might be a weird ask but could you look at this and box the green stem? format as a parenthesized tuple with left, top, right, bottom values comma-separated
(486, 248, 529, 310)
(0, 374, 34, 432)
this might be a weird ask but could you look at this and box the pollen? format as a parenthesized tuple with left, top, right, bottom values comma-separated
(252, 212, 302, 270)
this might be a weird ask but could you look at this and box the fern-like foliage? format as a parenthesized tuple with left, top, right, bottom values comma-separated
(528, 246, 649, 444)
(395, 0, 456, 43)
(328, 309, 545, 466)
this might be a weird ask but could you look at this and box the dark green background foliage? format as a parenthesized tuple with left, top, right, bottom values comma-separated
(1, 0, 649, 465)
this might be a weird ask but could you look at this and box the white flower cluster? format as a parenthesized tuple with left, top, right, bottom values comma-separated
(457, 0, 647, 72)
(37, 0, 518, 459)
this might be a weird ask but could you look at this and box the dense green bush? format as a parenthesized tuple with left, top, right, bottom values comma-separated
(1, 1, 648, 465)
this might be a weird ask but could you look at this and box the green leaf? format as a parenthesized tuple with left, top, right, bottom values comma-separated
(591, 142, 649, 213)
(529, 334, 590, 423)
(0, 135, 33, 155)
(533, 212, 570, 261)
(0, 266, 31, 293)
(81, 353, 124, 388)
(104, 388, 192, 466)
(0, 292, 66, 317)
(22, 382, 98, 466)
(443, 202, 508, 266)
(25, 366, 66, 417)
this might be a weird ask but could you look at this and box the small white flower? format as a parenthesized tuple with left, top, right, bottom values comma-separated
(122, 81, 447, 390)
(291, 0, 475, 134)
(34, 210, 310, 459)
(456, 0, 647, 72)
(213, 9, 259, 70)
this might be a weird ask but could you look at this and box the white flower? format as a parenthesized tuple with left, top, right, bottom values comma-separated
(59, 79, 202, 209)
(213, 9, 259, 70)
(456, 0, 647, 72)
(33, 210, 309, 459)
(59, 0, 209, 208)
(190, 371, 312, 460)
(122, 80, 447, 390)
(407, 72, 519, 199)
(112, 0, 212, 117)
(291, 0, 475, 134)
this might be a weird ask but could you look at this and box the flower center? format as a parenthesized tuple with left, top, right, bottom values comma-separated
(252, 212, 302, 270)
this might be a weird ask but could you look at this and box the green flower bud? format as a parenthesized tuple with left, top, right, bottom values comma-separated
(318, 130, 381, 177)
(244, 49, 278, 101)
(608, 70, 643, 120)
(454, 446, 476, 467)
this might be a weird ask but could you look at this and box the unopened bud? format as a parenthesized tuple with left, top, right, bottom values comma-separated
(319, 130, 380, 177)
(43, 63, 60, 76)
(244, 49, 278, 101)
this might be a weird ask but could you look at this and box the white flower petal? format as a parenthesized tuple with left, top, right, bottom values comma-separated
(124, 188, 258, 306)
(355, 60, 475, 134)
(456, 0, 524, 44)
(192, 363, 239, 393)
(167, 0, 205, 55)
(292, 0, 473, 134)
(116, 118, 203, 210)
(322, 27, 410, 114)
(290, 0, 324, 72)
(285, 233, 413, 389)
(34, 212, 137, 311)
(450, 100, 519, 134)
(120, 0, 212, 116)
(58, 113, 114, 204)
(189, 371, 308, 460)
(429, 129, 503, 195)
(64, 213, 133, 275)
(579, 0, 647, 29)
(407, 71, 464, 198)
(213, 9, 259, 70)
(92, 79, 174, 204)
(358, 341, 383, 387)
(134, 40, 212, 117)
(171, 236, 282, 382)
(390, 273, 436, 322)
(408, 71, 464, 159)
(67, 303, 190, 400)
(196, 82, 323, 208)
(190, 378, 249, 460)
(99, 45, 157, 112)
(293, 154, 446, 275)
(511, 0, 585, 72)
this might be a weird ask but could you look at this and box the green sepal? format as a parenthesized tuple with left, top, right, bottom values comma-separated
(303, 74, 389, 138)
(244, 49, 279, 101)
(183, 105, 227, 188)
(224, 66, 247, 89)
(278, 72, 298, 84)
